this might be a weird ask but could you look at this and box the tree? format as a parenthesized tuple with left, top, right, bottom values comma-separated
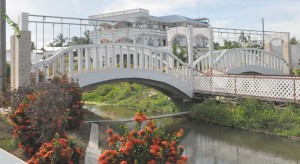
(291, 37, 298, 44)
(172, 44, 187, 62)
(1, 5, 21, 92)
(68, 30, 93, 46)
(52, 33, 68, 47)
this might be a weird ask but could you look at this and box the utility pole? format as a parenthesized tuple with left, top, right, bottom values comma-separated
(0, 0, 6, 92)
(262, 18, 265, 50)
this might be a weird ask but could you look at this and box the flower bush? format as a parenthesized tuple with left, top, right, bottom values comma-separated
(27, 133, 83, 164)
(8, 76, 84, 156)
(98, 112, 188, 164)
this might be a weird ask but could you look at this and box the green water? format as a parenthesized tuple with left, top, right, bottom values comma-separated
(85, 105, 300, 164)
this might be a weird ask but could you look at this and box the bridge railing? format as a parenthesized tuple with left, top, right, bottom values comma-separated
(213, 48, 289, 74)
(31, 43, 192, 84)
(194, 74, 300, 102)
(193, 50, 225, 73)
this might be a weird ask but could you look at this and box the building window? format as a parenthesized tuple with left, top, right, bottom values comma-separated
(148, 38, 154, 46)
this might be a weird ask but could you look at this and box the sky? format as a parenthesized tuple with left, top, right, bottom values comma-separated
(5, 0, 300, 49)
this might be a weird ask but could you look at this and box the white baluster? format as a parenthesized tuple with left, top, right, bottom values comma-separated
(78, 48, 83, 73)
(155, 51, 158, 71)
(170, 57, 174, 75)
(177, 61, 179, 78)
(127, 46, 130, 69)
(60, 56, 65, 75)
(53, 62, 57, 77)
(94, 47, 99, 71)
(160, 53, 163, 73)
(69, 51, 73, 76)
(112, 46, 116, 68)
(166, 54, 169, 73)
(134, 46, 138, 69)
(120, 46, 124, 68)
(35, 68, 39, 84)
(149, 50, 153, 70)
(105, 46, 108, 69)
(43, 64, 47, 82)
(86, 48, 91, 71)
(141, 48, 145, 69)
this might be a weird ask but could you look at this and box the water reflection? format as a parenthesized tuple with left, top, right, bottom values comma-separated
(86, 105, 300, 164)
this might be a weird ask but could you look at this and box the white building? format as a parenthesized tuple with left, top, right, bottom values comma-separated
(88, 9, 210, 49)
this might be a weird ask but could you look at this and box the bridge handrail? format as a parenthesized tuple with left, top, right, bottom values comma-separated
(32, 43, 190, 68)
(214, 48, 289, 65)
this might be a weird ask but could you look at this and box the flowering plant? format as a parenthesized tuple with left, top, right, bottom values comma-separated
(9, 76, 84, 156)
(98, 112, 188, 164)
(27, 133, 83, 164)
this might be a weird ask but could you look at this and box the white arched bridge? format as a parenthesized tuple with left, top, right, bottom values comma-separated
(31, 43, 300, 102)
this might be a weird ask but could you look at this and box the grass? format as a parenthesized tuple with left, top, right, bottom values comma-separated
(83, 82, 179, 113)
(0, 114, 28, 161)
(189, 98, 300, 138)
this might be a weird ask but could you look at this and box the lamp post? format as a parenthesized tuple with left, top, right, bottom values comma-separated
(0, 0, 6, 92)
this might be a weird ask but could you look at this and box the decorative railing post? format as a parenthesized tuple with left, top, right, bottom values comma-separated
(11, 13, 31, 89)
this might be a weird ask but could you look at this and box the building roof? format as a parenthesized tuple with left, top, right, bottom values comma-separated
(148, 15, 209, 27)
(90, 8, 209, 26)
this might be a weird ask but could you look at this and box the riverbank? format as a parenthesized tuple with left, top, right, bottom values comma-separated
(83, 82, 179, 113)
(189, 99, 300, 139)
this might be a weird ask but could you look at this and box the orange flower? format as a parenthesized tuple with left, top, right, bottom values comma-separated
(120, 161, 127, 164)
(147, 160, 156, 164)
(133, 112, 147, 122)
(180, 156, 189, 161)
(149, 149, 156, 155)
(161, 141, 168, 146)
(106, 128, 113, 135)
(138, 130, 145, 136)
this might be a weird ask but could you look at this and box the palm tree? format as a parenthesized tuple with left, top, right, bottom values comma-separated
(53, 33, 68, 47)
(238, 31, 248, 47)
(68, 31, 93, 46)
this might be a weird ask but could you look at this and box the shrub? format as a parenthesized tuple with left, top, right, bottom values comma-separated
(293, 68, 300, 76)
(9, 76, 84, 156)
(27, 133, 83, 164)
(98, 112, 188, 164)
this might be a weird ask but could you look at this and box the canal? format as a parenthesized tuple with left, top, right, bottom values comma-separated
(86, 105, 300, 164)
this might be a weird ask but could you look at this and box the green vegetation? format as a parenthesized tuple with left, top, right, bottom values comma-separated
(0, 115, 16, 153)
(83, 83, 178, 113)
(293, 68, 300, 76)
(291, 37, 298, 44)
(190, 99, 300, 138)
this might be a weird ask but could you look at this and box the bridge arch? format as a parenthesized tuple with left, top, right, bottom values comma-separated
(76, 69, 193, 99)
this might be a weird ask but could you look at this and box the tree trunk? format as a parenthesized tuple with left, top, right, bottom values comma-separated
(0, 0, 6, 92)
